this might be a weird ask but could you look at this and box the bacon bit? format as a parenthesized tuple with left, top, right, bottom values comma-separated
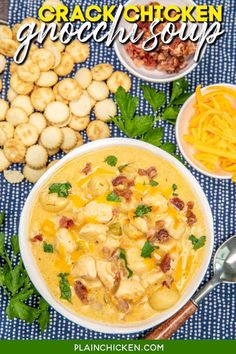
(138, 166, 157, 179)
(81, 163, 91, 175)
(138, 168, 147, 176)
(155, 220, 165, 230)
(31, 234, 43, 242)
(112, 175, 134, 202)
(114, 188, 133, 202)
(186, 210, 197, 226)
(126, 17, 196, 75)
(128, 180, 135, 187)
(59, 216, 74, 229)
(187, 201, 194, 210)
(170, 197, 185, 211)
(156, 229, 170, 243)
(148, 230, 160, 242)
(112, 176, 134, 189)
(148, 228, 170, 243)
(74, 280, 88, 304)
(112, 208, 119, 217)
(186, 201, 197, 226)
(160, 254, 171, 273)
(116, 298, 130, 313)
(147, 166, 157, 179)
(113, 271, 121, 292)
(162, 276, 174, 288)
(112, 175, 128, 186)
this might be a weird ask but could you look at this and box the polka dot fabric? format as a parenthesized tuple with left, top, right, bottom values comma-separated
(0, 0, 236, 340)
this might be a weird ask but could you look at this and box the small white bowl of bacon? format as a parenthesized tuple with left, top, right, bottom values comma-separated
(114, 0, 200, 83)
(176, 83, 236, 181)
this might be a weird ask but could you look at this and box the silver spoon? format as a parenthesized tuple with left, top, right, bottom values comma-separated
(145, 235, 236, 339)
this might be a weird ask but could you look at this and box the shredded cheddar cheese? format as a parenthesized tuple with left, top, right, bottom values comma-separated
(41, 219, 55, 238)
(184, 85, 236, 181)
(77, 168, 115, 188)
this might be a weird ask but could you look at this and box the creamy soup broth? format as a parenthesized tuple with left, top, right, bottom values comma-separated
(29, 146, 206, 324)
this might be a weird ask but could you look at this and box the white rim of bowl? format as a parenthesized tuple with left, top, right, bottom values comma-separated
(114, 0, 203, 83)
(176, 83, 236, 180)
(19, 138, 214, 334)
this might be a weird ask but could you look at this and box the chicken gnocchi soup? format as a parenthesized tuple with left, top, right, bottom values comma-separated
(29, 146, 207, 323)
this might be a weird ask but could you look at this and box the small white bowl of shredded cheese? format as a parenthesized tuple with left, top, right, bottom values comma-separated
(176, 83, 236, 180)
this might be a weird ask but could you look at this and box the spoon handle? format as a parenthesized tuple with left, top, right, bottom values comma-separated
(144, 300, 197, 340)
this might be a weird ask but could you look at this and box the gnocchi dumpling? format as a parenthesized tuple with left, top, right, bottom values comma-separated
(149, 288, 179, 311)
(87, 176, 110, 197)
(39, 190, 70, 212)
(142, 192, 168, 212)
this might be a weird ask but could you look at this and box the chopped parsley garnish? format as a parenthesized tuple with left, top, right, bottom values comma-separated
(141, 241, 159, 258)
(135, 204, 152, 217)
(58, 273, 72, 302)
(105, 155, 117, 166)
(150, 180, 158, 187)
(189, 235, 206, 250)
(106, 192, 121, 202)
(172, 183, 178, 196)
(43, 242, 54, 253)
(49, 182, 72, 198)
(119, 248, 133, 278)
(118, 163, 129, 172)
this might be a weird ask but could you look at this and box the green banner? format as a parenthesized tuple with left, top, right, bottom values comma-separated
(0, 340, 235, 354)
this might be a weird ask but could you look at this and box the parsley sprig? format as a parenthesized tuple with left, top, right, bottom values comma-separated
(58, 273, 72, 302)
(119, 248, 133, 278)
(106, 192, 121, 202)
(172, 183, 178, 196)
(112, 78, 192, 156)
(0, 210, 50, 332)
(43, 242, 54, 253)
(105, 155, 118, 166)
(49, 182, 72, 198)
(141, 241, 159, 258)
(189, 235, 206, 250)
(135, 204, 152, 217)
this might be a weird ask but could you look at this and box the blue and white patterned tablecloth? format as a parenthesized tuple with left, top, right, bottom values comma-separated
(0, 0, 236, 340)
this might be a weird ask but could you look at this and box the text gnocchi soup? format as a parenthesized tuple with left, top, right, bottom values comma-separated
(29, 146, 207, 323)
